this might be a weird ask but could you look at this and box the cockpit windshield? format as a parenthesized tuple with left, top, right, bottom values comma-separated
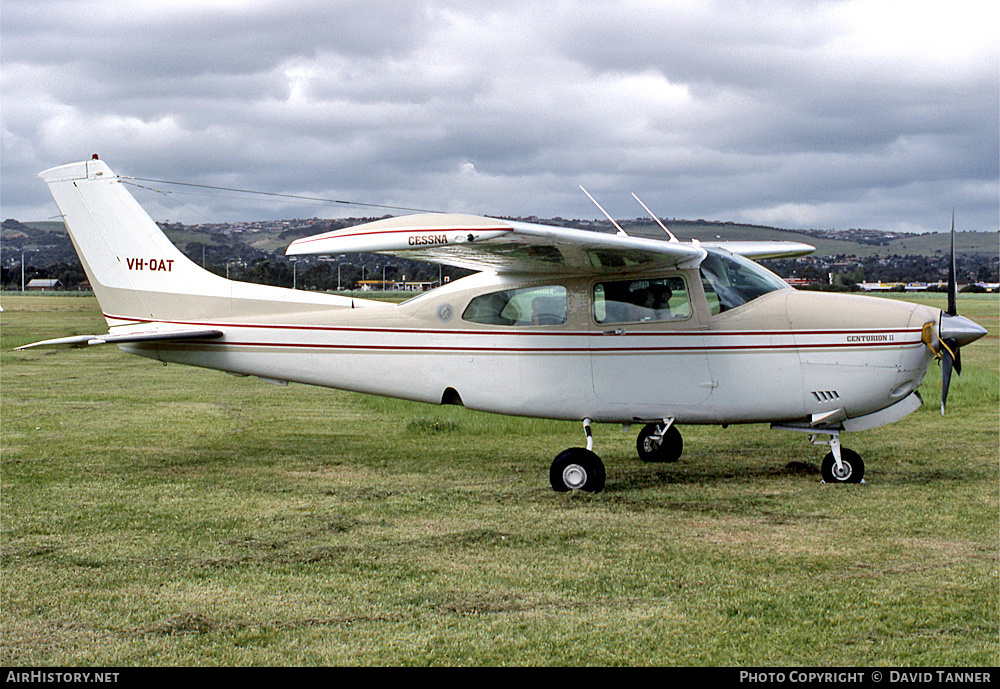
(699, 250, 790, 315)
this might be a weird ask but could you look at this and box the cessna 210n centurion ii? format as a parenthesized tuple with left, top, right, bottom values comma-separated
(20, 157, 987, 492)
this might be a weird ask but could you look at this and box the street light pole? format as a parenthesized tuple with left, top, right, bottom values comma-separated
(21, 250, 35, 292)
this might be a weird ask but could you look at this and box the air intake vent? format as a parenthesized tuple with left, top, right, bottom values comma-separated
(811, 390, 841, 403)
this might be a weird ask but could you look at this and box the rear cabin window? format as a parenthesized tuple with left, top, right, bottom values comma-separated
(593, 276, 691, 324)
(462, 285, 568, 326)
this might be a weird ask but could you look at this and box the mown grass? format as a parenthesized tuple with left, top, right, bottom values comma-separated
(1, 293, 997, 666)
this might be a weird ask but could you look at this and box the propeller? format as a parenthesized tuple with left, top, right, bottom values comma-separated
(935, 210, 987, 414)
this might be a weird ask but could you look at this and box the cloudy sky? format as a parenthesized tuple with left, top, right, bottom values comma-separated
(3, 0, 998, 234)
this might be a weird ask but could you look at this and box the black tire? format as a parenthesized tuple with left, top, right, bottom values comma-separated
(636, 423, 683, 463)
(821, 448, 864, 483)
(550, 448, 606, 493)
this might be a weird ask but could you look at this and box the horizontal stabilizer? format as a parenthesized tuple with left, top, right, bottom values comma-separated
(16, 326, 223, 350)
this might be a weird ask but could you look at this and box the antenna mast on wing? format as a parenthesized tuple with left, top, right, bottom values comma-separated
(632, 193, 679, 242)
(579, 186, 628, 236)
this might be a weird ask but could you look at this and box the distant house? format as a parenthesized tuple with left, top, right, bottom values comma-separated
(25, 279, 63, 291)
(783, 277, 820, 288)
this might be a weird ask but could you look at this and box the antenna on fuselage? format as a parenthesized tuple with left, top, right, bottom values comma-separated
(579, 185, 628, 236)
(632, 193, 679, 242)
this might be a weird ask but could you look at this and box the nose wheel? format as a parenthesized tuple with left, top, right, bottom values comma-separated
(810, 432, 865, 483)
(772, 425, 866, 484)
(821, 446, 865, 483)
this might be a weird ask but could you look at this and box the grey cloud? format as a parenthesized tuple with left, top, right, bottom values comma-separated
(1, 0, 996, 233)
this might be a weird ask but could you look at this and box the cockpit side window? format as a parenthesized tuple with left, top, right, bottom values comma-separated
(699, 250, 790, 315)
(593, 276, 691, 324)
(462, 285, 568, 326)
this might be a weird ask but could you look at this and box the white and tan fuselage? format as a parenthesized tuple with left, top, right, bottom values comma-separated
(108, 270, 939, 429)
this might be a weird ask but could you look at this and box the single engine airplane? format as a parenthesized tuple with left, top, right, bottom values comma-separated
(18, 157, 987, 492)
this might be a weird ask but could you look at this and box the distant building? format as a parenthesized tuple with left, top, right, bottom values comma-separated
(356, 279, 439, 292)
(25, 279, 63, 291)
(858, 281, 957, 292)
(858, 282, 894, 291)
(784, 277, 820, 288)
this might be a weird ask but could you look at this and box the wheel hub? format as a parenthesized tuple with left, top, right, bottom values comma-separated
(831, 461, 853, 481)
(562, 464, 588, 490)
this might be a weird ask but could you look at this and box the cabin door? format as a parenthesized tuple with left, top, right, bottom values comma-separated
(588, 275, 714, 415)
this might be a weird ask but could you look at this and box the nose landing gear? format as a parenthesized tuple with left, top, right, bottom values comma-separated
(819, 433, 865, 484)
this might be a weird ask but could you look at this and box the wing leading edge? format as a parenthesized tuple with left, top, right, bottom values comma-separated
(285, 213, 813, 274)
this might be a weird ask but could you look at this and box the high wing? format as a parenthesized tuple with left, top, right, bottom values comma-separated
(286, 213, 814, 274)
(16, 323, 223, 350)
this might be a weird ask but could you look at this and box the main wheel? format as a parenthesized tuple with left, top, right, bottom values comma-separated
(636, 423, 683, 463)
(550, 448, 606, 493)
(821, 448, 865, 483)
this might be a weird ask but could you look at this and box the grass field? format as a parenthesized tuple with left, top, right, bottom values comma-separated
(1, 293, 997, 667)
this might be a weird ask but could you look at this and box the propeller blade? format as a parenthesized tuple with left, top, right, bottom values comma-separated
(940, 337, 958, 415)
(947, 209, 957, 316)
(941, 343, 954, 415)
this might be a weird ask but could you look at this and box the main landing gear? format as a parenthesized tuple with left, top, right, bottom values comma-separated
(549, 418, 685, 493)
(549, 419, 606, 492)
(636, 419, 682, 464)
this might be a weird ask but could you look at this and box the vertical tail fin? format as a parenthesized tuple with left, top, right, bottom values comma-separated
(40, 158, 231, 324)
(40, 158, 350, 325)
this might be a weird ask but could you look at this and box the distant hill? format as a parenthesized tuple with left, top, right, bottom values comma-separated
(6, 216, 995, 263)
(613, 218, 998, 258)
(4, 216, 997, 289)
